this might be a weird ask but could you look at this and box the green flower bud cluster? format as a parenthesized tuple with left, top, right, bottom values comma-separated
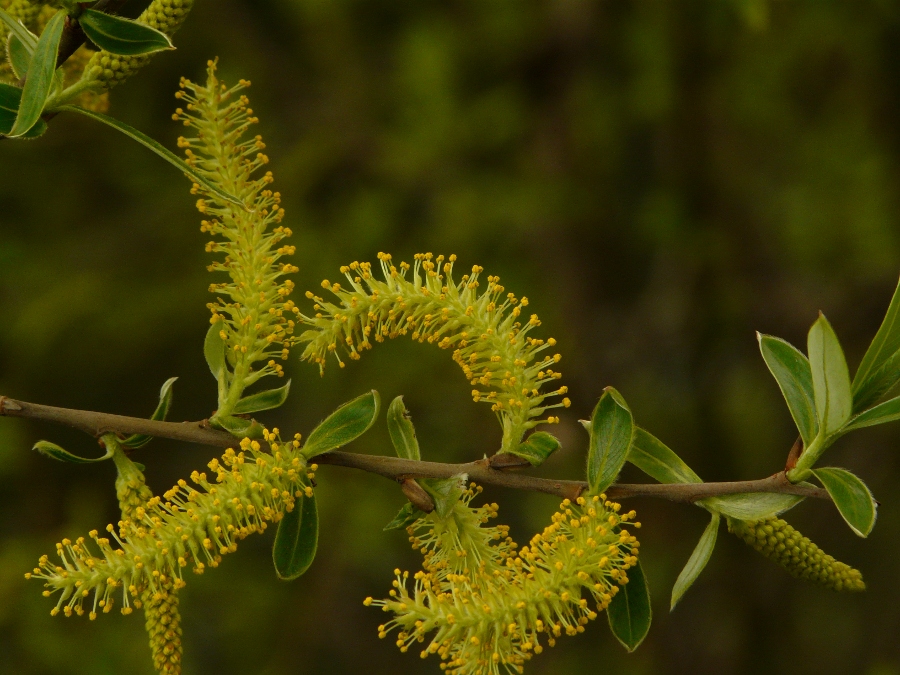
(728, 517, 865, 592)
(0, 0, 41, 31)
(0, 0, 41, 82)
(27, 431, 314, 621)
(81, 0, 194, 90)
(300, 253, 571, 453)
(114, 451, 183, 675)
(175, 61, 299, 412)
(367, 491, 640, 675)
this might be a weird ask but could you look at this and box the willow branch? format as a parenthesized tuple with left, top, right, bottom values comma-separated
(0, 395, 829, 504)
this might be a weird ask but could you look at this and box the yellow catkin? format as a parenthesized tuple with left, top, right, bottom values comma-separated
(299, 254, 570, 453)
(728, 517, 865, 592)
(370, 490, 640, 675)
(82, 0, 195, 90)
(173, 61, 297, 404)
(115, 454, 183, 675)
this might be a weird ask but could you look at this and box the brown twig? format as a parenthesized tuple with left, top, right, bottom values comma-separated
(0, 395, 830, 504)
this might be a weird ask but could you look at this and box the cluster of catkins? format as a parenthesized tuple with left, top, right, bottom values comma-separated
(27, 431, 314, 675)
(367, 485, 640, 675)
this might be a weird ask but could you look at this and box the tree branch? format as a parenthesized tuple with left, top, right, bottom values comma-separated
(0, 395, 829, 504)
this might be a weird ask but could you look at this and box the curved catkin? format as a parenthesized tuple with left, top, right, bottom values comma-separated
(115, 453, 183, 675)
(27, 432, 314, 620)
(367, 490, 640, 675)
(81, 0, 195, 90)
(728, 517, 865, 592)
(300, 254, 570, 453)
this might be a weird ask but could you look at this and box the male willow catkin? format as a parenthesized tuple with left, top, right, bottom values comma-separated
(367, 487, 640, 675)
(27, 432, 315, 620)
(174, 60, 299, 411)
(114, 448, 183, 675)
(299, 253, 570, 454)
(728, 517, 865, 592)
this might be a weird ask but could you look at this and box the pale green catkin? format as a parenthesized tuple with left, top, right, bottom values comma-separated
(115, 452, 183, 675)
(728, 517, 865, 592)
(82, 0, 195, 90)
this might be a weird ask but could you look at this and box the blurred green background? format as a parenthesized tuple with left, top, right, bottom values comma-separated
(2, 0, 900, 673)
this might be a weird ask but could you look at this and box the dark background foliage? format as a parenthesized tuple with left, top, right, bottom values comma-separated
(2, 1, 900, 673)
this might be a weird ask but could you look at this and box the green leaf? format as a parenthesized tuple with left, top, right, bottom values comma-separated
(204, 321, 226, 378)
(384, 502, 425, 531)
(79, 9, 173, 56)
(509, 431, 560, 466)
(813, 467, 877, 537)
(9, 9, 64, 138)
(843, 394, 900, 432)
(233, 380, 291, 415)
(670, 513, 719, 610)
(303, 391, 380, 458)
(587, 387, 634, 495)
(607, 560, 652, 652)
(55, 106, 244, 206)
(272, 492, 318, 580)
(121, 376, 178, 449)
(33, 440, 115, 464)
(627, 427, 702, 485)
(213, 415, 265, 439)
(419, 474, 467, 518)
(0, 8, 38, 52)
(387, 395, 419, 461)
(852, 276, 900, 411)
(8, 34, 31, 79)
(0, 84, 46, 138)
(808, 313, 853, 437)
(700, 492, 804, 520)
(758, 334, 818, 446)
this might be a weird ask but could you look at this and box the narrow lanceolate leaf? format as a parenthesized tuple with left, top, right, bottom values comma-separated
(808, 313, 853, 437)
(9, 9, 64, 138)
(607, 560, 652, 652)
(587, 387, 634, 495)
(33, 440, 115, 464)
(387, 396, 420, 461)
(627, 427, 702, 485)
(0, 84, 46, 138)
(122, 376, 178, 449)
(233, 380, 291, 414)
(272, 492, 318, 580)
(843, 394, 900, 432)
(8, 34, 32, 79)
(303, 391, 380, 458)
(671, 513, 719, 610)
(510, 431, 560, 466)
(55, 106, 244, 206)
(384, 502, 425, 531)
(813, 467, 877, 538)
(699, 492, 804, 520)
(79, 9, 173, 56)
(852, 275, 900, 411)
(0, 8, 38, 52)
(758, 334, 818, 446)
